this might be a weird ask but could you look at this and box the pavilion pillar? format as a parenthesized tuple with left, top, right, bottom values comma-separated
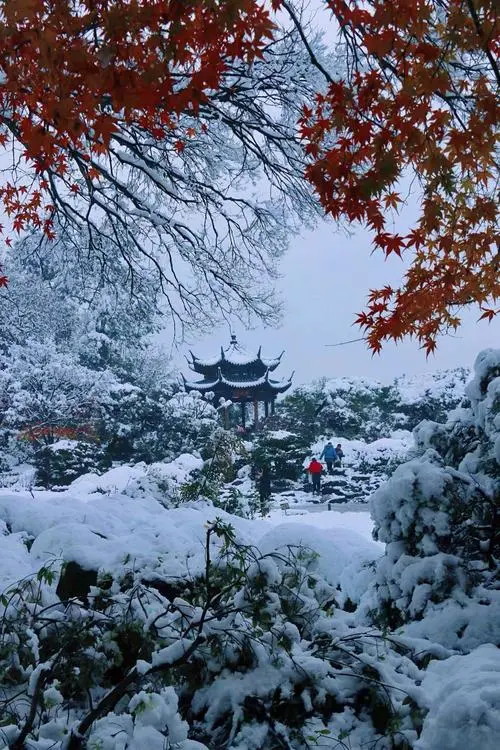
(253, 399, 259, 430)
(271, 399, 275, 415)
(240, 402, 246, 428)
(264, 400, 269, 418)
(224, 405, 229, 429)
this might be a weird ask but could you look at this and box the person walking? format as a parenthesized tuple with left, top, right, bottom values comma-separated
(319, 441, 337, 474)
(307, 457, 323, 496)
(335, 443, 344, 467)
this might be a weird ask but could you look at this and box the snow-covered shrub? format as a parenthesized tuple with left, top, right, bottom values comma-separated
(0, 520, 418, 750)
(101, 387, 219, 465)
(414, 645, 500, 750)
(181, 428, 247, 506)
(393, 368, 471, 430)
(70, 453, 204, 507)
(253, 429, 308, 481)
(158, 392, 219, 460)
(34, 439, 109, 488)
(0, 228, 164, 381)
(370, 349, 500, 626)
(278, 369, 469, 443)
(0, 340, 117, 444)
(371, 451, 474, 625)
(215, 467, 269, 519)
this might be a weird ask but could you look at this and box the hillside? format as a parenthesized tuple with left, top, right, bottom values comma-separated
(245, 366, 471, 507)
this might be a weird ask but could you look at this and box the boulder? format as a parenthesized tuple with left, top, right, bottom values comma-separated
(56, 561, 98, 603)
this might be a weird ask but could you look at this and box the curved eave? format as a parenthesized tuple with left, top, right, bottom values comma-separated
(269, 379, 292, 395)
(188, 348, 285, 371)
(261, 351, 285, 371)
(183, 375, 293, 395)
(182, 374, 219, 391)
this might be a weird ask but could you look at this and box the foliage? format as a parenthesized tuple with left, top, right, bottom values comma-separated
(0, 231, 164, 379)
(277, 369, 469, 442)
(0, 242, 222, 483)
(0, 344, 221, 486)
(0, 339, 117, 449)
(252, 428, 308, 481)
(0, 0, 274, 233)
(33, 439, 109, 488)
(1, 0, 498, 349)
(370, 348, 500, 627)
(287, 0, 499, 352)
(181, 428, 246, 506)
(268, 389, 325, 444)
(0, 521, 422, 750)
(101, 388, 218, 465)
(0, 4, 324, 332)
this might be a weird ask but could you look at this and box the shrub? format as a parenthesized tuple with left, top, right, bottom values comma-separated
(34, 439, 109, 487)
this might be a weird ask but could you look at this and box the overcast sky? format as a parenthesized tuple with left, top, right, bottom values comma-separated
(171, 2, 499, 387)
(172, 214, 500, 386)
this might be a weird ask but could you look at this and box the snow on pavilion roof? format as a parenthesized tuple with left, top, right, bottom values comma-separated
(188, 336, 283, 371)
(183, 368, 293, 393)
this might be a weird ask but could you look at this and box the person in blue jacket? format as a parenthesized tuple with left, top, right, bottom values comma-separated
(319, 441, 337, 474)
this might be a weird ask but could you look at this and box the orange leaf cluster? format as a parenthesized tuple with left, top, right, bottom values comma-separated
(298, 0, 499, 353)
(0, 0, 275, 245)
(18, 423, 98, 443)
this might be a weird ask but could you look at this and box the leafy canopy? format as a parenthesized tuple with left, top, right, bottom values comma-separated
(292, 0, 499, 353)
(0, 0, 274, 235)
(0, 0, 498, 352)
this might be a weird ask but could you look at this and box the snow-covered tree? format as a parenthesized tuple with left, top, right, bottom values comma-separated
(0, 340, 117, 445)
(2, 21, 330, 335)
(370, 349, 500, 626)
(101, 388, 219, 465)
(0, 230, 165, 383)
(277, 368, 470, 442)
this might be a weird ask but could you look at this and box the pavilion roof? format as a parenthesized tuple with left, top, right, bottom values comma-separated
(188, 335, 283, 371)
(183, 367, 293, 394)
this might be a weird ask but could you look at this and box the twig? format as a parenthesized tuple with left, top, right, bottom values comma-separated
(325, 337, 366, 347)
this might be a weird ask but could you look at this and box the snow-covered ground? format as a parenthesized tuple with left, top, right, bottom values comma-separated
(266, 507, 378, 544)
(0, 482, 379, 594)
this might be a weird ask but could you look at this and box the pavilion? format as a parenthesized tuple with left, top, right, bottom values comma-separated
(183, 335, 293, 428)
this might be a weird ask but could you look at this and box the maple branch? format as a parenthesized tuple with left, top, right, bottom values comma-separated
(464, 0, 500, 87)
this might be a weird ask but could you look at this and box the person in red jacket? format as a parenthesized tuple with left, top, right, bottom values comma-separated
(307, 458, 323, 496)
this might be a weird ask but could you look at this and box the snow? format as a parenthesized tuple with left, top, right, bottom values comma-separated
(258, 522, 381, 595)
(71, 453, 203, 501)
(395, 367, 471, 405)
(0, 526, 35, 591)
(0, 482, 376, 588)
(266, 430, 295, 440)
(0, 349, 498, 750)
(191, 342, 281, 369)
(266, 508, 378, 545)
(415, 645, 500, 750)
(47, 439, 80, 452)
(152, 639, 196, 668)
(185, 371, 292, 390)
